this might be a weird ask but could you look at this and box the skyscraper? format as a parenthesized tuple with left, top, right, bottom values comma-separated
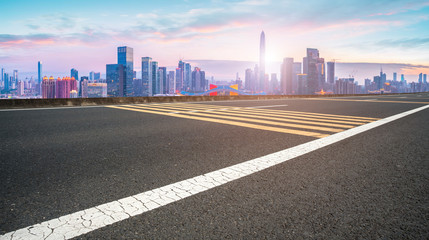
(393, 72, 397, 82)
(106, 64, 124, 97)
(1, 68, 4, 89)
(71, 68, 78, 81)
(167, 70, 175, 94)
(151, 61, 159, 95)
(245, 68, 254, 92)
(184, 63, 191, 91)
(13, 70, 18, 86)
(424, 74, 427, 84)
(327, 62, 335, 84)
(280, 58, 293, 95)
(117, 46, 134, 97)
(418, 73, 423, 83)
(191, 67, 206, 92)
(38, 61, 42, 94)
(158, 67, 167, 94)
(177, 60, 185, 91)
(292, 62, 302, 94)
(141, 57, 152, 96)
(71, 68, 79, 96)
(42, 76, 56, 99)
(259, 31, 265, 92)
(306, 48, 320, 94)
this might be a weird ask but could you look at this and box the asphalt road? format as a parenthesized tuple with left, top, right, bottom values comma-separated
(1, 93, 428, 239)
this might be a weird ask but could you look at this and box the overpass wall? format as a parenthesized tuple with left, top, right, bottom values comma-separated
(0, 93, 419, 109)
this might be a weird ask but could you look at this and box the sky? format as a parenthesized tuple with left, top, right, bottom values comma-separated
(0, 0, 429, 82)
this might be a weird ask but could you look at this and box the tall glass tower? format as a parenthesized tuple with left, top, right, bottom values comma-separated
(141, 57, 152, 96)
(259, 31, 265, 92)
(38, 61, 42, 94)
(117, 46, 134, 97)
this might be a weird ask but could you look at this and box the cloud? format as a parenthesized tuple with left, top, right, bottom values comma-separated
(0, 34, 55, 48)
(376, 37, 429, 48)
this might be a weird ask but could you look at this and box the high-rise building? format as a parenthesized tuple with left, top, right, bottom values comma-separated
(71, 68, 79, 96)
(89, 71, 95, 81)
(184, 63, 191, 91)
(292, 62, 302, 94)
(327, 62, 335, 84)
(117, 46, 134, 97)
(175, 68, 182, 93)
(177, 60, 185, 91)
(167, 70, 175, 94)
(401, 74, 405, 83)
(141, 57, 152, 96)
(151, 61, 159, 95)
(158, 67, 167, 94)
(3, 73, 9, 91)
(306, 48, 321, 94)
(13, 70, 18, 86)
(71, 68, 78, 82)
(418, 73, 423, 83)
(191, 67, 206, 92)
(106, 64, 124, 97)
(38, 61, 42, 94)
(393, 72, 397, 82)
(424, 74, 427, 84)
(1, 68, 4, 89)
(81, 77, 88, 98)
(17, 80, 24, 97)
(297, 74, 308, 95)
(280, 58, 293, 95)
(259, 31, 266, 92)
(244, 68, 254, 92)
(302, 57, 308, 74)
(55, 77, 77, 98)
(42, 76, 56, 99)
(270, 73, 279, 94)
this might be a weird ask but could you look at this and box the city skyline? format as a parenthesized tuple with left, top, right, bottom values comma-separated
(1, 0, 429, 80)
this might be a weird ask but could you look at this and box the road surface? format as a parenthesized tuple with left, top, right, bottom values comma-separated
(1, 93, 428, 239)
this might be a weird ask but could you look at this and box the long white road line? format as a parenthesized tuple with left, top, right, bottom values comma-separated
(1, 105, 428, 240)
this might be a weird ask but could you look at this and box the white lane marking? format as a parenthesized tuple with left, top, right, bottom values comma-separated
(2, 105, 428, 240)
(247, 104, 288, 109)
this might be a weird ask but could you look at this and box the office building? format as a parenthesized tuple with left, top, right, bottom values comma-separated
(393, 72, 397, 82)
(259, 31, 265, 92)
(151, 61, 159, 95)
(306, 48, 321, 94)
(159, 67, 167, 94)
(191, 67, 206, 92)
(38, 61, 42, 94)
(55, 77, 77, 98)
(280, 57, 293, 95)
(327, 62, 335, 84)
(141, 57, 152, 96)
(167, 70, 175, 94)
(292, 62, 302, 94)
(184, 63, 191, 91)
(117, 46, 134, 96)
(106, 64, 124, 97)
(17, 80, 24, 97)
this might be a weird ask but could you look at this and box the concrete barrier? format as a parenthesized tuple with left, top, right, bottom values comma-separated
(0, 93, 421, 109)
